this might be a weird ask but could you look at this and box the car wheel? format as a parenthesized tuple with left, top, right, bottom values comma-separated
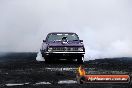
(45, 57, 50, 63)
(77, 57, 83, 64)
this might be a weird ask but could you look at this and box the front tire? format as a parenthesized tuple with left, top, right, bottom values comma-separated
(45, 57, 50, 63)
(77, 57, 83, 64)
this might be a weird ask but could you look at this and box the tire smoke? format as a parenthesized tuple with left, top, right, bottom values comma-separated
(1, 0, 132, 60)
(36, 51, 45, 62)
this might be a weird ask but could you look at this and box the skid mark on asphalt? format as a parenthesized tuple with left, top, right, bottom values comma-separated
(5, 83, 29, 87)
(34, 82, 51, 85)
(5, 80, 77, 87)
(58, 80, 77, 84)
(45, 67, 77, 71)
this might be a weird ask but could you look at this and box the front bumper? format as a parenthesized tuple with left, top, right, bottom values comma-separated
(45, 51, 85, 54)
(42, 51, 85, 59)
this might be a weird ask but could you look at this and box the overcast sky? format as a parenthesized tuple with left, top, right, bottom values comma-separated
(0, 0, 132, 59)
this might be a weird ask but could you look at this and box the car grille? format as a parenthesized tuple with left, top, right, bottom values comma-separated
(52, 47, 79, 52)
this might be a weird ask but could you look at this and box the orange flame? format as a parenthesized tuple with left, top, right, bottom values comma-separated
(78, 65, 86, 76)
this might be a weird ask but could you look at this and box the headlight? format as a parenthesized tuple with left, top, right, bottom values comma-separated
(78, 47, 84, 51)
(48, 47, 53, 52)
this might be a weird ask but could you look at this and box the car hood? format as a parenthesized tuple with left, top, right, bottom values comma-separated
(47, 41, 84, 47)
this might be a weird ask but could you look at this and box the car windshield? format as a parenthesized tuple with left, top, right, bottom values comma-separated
(47, 33, 79, 42)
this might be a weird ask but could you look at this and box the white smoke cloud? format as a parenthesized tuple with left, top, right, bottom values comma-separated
(0, 0, 132, 59)
(36, 51, 45, 61)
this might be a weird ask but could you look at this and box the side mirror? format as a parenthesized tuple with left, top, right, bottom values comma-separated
(80, 40, 83, 42)
(43, 40, 46, 42)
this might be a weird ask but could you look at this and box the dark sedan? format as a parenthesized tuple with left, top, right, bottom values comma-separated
(40, 32, 85, 63)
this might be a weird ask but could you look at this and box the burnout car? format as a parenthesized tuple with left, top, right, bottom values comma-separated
(40, 32, 85, 63)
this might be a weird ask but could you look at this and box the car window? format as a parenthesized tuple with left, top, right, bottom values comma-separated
(47, 33, 79, 42)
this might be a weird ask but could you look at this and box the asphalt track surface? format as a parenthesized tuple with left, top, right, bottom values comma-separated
(0, 52, 132, 88)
